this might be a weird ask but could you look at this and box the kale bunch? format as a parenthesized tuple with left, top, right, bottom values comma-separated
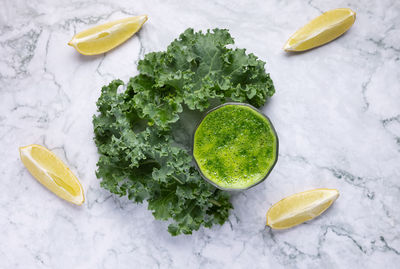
(93, 28, 274, 235)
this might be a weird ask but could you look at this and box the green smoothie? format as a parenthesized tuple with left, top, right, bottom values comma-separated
(193, 103, 278, 190)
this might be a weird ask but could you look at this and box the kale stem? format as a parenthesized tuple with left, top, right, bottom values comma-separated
(141, 159, 159, 165)
(209, 199, 221, 207)
(171, 175, 184, 184)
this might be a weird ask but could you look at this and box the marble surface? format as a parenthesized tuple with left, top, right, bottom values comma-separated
(1, 0, 400, 268)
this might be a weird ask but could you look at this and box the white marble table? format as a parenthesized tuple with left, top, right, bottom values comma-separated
(1, 0, 400, 268)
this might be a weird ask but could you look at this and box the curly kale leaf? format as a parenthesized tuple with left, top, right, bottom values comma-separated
(129, 28, 275, 129)
(93, 29, 275, 235)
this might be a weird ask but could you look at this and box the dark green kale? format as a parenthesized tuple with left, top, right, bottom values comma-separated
(93, 28, 274, 235)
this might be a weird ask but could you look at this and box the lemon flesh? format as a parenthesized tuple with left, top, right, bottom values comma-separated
(284, 8, 356, 52)
(19, 144, 85, 205)
(68, 15, 148, 55)
(266, 188, 339, 229)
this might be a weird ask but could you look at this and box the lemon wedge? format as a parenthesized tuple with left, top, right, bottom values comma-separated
(68, 15, 148, 55)
(283, 8, 356, 52)
(19, 144, 84, 205)
(266, 188, 339, 229)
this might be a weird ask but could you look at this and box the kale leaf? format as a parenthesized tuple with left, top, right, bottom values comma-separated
(93, 28, 275, 235)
